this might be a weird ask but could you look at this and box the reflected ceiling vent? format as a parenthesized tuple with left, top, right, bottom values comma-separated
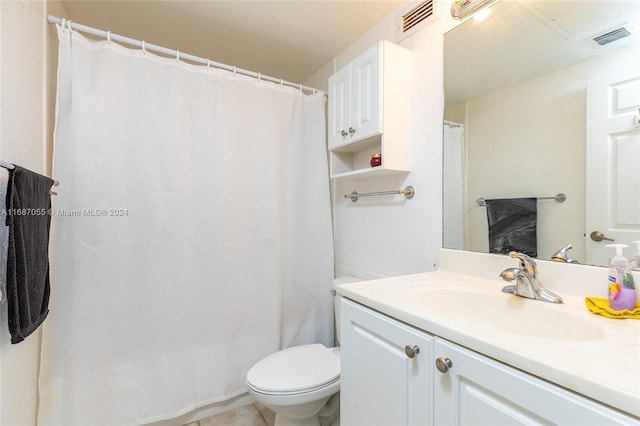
(585, 24, 636, 48)
(397, 0, 437, 41)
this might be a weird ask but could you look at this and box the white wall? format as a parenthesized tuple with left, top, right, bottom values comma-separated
(306, 1, 459, 278)
(0, 0, 64, 423)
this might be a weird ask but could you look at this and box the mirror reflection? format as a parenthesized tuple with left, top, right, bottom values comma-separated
(443, 0, 640, 267)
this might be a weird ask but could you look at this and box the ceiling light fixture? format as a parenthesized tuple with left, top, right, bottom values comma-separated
(451, 0, 498, 20)
(473, 8, 491, 21)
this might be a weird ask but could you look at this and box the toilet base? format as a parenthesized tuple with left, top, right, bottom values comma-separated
(272, 393, 339, 426)
(274, 416, 340, 426)
(274, 413, 321, 426)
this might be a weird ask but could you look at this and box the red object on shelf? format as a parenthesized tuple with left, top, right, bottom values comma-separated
(370, 153, 382, 167)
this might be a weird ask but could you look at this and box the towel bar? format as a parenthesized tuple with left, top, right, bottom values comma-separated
(345, 186, 415, 203)
(49, 181, 59, 196)
(476, 193, 566, 207)
(1, 161, 59, 196)
(0, 160, 15, 170)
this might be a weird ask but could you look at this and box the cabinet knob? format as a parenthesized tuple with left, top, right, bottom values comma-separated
(435, 357, 453, 373)
(405, 345, 420, 359)
(348, 127, 356, 135)
(341, 130, 348, 137)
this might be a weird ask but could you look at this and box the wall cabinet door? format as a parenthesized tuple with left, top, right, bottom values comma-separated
(349, 43, 381, 143)
(328, 65, 351, 149)
(328, 44, 380, 150)
(434, 337, 635, 425)
(341, 299, 433, 426)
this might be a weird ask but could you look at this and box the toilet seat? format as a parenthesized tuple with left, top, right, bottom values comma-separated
(246, 344, 340, 395)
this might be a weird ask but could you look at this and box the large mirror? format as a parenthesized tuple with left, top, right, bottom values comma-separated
(443, 0, 640, 267)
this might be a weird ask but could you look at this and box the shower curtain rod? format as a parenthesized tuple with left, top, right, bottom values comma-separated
(47, 15, 324, 96)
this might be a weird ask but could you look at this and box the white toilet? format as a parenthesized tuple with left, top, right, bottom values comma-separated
(246, 276, 362, 426)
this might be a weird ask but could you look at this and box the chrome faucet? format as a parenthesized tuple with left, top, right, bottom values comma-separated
(551, 244, 578, 263)
(500, 251, 563, 303)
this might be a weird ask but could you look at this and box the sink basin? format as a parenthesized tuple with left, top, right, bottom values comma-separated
(415, 287, 605, 341)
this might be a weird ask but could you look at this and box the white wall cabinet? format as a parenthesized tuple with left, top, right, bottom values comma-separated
(328, 41, 412, 179)
(341, 299, 637, 426)
(340, 299, 433, 425)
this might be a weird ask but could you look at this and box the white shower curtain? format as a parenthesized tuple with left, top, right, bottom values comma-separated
(38, 26, 334, 426)
(443, 125, 465, 250)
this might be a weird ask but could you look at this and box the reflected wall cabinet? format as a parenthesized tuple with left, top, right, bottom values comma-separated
(328, 41, 412, 179)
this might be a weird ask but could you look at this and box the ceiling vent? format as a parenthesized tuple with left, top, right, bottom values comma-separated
(585, 24, 636, 48)
(397, 0, 437, 41)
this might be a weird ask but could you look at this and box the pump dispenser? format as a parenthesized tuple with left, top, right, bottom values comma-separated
(631, 241, 640, 271)
(606, 244, 636, 311)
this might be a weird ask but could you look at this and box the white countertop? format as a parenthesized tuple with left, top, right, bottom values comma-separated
(337, 251, 640, 418)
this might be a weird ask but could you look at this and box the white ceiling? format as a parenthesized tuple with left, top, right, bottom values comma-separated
(61, 0, 405, 84)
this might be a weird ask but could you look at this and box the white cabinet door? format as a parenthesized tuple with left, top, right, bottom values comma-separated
(434, 337, 635, 425)
(328, 65, 351, 149)
(349, 43, 381, 142)
(341, 299, 433, 426)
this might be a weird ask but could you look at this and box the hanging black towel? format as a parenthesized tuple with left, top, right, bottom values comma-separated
(5, 165, 54, 344)
(485, 197, 537, 258)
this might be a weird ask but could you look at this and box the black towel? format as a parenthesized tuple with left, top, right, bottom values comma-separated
(5, 166, 54, 344)
(485, 197, 537, 258)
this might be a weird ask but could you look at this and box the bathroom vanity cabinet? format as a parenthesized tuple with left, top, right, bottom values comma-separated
(341, 298, 637, 425)
(340, 297, 433, 425)
(327, 41, 412, 179)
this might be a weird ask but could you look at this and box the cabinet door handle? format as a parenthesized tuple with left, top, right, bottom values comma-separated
(348, 127, 356, 135)
(405, 345, 420, 359)
(435, 357, 453, 373)
(341, 129, 348, 137)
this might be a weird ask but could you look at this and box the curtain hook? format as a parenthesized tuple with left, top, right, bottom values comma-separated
(106, 30, 111, 43)
(280, 78, 284, 88)
(62, 19, 72, 33)
(233, 66, 237, 76)
(299, 83, 303, 92)
(206, 59, 210, 69)
(313, 88, 316, 94)
(258, 72, 261, 82)
(141, 41, 146, 54)
(176, 50, 180, 62)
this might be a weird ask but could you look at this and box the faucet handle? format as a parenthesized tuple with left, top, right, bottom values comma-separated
(508, 251, 537, 274)
(551, 244, 579, 263)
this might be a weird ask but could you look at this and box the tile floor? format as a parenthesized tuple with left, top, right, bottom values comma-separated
(183, 404, 275, 426)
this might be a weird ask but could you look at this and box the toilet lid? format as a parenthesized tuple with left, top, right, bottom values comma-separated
(246, 344, 340, 393)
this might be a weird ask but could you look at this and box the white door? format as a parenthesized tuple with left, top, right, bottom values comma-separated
(586, 60, 640, 265)
(328, 65, 351, 149)
(350, 42, 381, 142)
(340, 299, 433, 426)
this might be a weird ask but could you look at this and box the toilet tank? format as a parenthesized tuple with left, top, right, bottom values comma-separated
(333, 276, 364, 345)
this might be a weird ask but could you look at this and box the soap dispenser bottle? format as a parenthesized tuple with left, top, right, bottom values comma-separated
(631, 241, 640, 271)
(606, 244, 636, 311)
